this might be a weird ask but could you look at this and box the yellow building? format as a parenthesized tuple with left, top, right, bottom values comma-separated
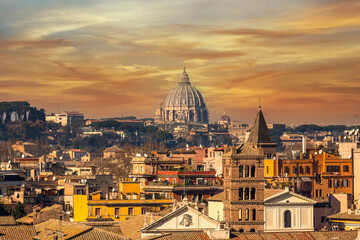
(119, 178, 141, 199)
(73, 195, 88, 222)
(72, 178, 173, 222)
(87, 191, 172, 221)
(264, 158, 277, 183)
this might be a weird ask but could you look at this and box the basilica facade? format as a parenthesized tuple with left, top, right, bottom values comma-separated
(154, 68, 208, 124)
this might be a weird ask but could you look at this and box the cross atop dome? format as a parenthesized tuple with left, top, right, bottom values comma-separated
(179, 67, 190, 84)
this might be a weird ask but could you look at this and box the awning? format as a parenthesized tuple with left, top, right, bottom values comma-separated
(301, 177, 312, 182)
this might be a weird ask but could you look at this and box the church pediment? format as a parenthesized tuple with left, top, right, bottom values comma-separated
(142, 205, 219, 232)
(265, 191, 316, 204)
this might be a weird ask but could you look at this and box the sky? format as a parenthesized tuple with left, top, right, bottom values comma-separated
(0, 0, 359, 125)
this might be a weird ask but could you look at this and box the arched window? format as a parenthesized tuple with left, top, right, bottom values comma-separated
(238, 209, 242, 221)
(239, 229, 244, 233)
(239, 165, 244, 177)
(252, 209, 256, 220)
(244, 188, 249, 200)
(284, 210, 291, 228)
(251, 188, 256, 200)
(245, 209, 249, 221)
(135, 165, 138, 173)
(245, 165, 249, 177)
(299, 166, 304, 174)
(251, 166, 255, 177)
(140, 165, 144, 173)
(250, 228, 255, 232)
(239, 188, 243, 200)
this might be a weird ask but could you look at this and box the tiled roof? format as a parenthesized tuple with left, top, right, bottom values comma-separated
(146, 233, 210, 240)
(230, 231, 357, 240)
(0, 216, 16, 226)
(17, 204, 64, 225)
(207, 192, 224, 201)
(264, 189, 285, 199)
(104, 145, 124, 152)
(84, 222, 124, 235)
(73, 227, 127, 240)
(34, 219, 127, 240)
(0, 225, 36, 240)
(117, 214, 163, 240)
(328, 211, 360, 221)
(147, 231, 358, 240)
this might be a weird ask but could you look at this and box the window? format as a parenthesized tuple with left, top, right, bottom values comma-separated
(251, 166, 255, 177)
(343, 165, 349, 172)
(316, 190, 319, 198)
(299, 167, 304, 174)
(128, 207, 134, 215)
(239, 188, 243, 200)
(115, 208, 120, 216)
(266, 166, 269, 174)
(305, 166, 310, 174)
(284, 210, 291, 228)
(328, 179, 332, 188)
(95, 208, 101, 216)
(245, 209, 249, 221)
(326, 166, 340, 173)
(76, 189, 84, 195)
(188, 158, 192, 165)
(251, 188, 256, 200)
(252, 209, 256, 220)
(140, 165, 144, 173)
(141, 207, 146, 215)
(292, 166, 297, 174)
(321, 216, 326, 223)
(239, 165, 244, 177)
(319, 190, 322, 197)
(245, 166, 249, 177)
(245, 188, 249, 200)
(135, 165, 138, 173)
(250, 229, 255, 232)
(284, 166, 289, 174)
(334, 179, 339, 188)
(238, 209, 242, 221)
(343, 179, 348, 187)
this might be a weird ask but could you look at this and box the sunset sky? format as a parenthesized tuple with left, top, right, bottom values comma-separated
(0, 0, 359, 125)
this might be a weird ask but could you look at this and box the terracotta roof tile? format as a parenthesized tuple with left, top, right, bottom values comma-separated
(328, 211, 360, 221)
(264, 189, 284, 199)
(207, 192, 224, 201)
(0, 225, 36, 240)
(0, 216, 16, 226)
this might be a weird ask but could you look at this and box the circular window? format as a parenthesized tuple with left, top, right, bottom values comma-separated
(250, 229, 255, 232)
(239, 229, 244, 233)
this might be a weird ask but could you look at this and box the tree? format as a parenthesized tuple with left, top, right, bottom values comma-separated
(0, 201, 10, 216)
(12, 202, 26, 219)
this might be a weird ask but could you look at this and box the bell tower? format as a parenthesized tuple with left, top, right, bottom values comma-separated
(223, 108, 276, 232)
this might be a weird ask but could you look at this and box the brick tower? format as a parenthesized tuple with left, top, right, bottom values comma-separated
(223, 108, 276, 232)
